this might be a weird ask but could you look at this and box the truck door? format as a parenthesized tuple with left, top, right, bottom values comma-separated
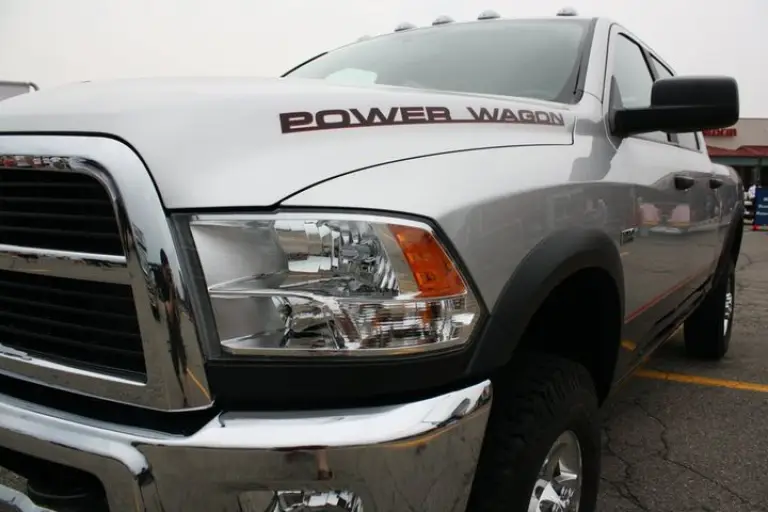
(603, 28, 701, 349)
(645, 57, 723, 276)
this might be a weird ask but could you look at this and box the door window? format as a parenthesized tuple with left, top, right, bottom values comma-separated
(648, 56, 701, 151)
(610, 34, 667, 143)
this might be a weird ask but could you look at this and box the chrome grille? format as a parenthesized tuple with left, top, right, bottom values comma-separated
(0, 139, 212, 411)
(0, 269, 145, 377)
(0, 165, 123, 255)
(0, 161, 144, 378)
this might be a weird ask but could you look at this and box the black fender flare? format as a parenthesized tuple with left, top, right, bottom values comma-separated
(467, 228, 625, 374)
(715, 201, 745, 278)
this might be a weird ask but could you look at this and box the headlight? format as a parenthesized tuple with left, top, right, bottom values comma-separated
(186, 213, 481, 356)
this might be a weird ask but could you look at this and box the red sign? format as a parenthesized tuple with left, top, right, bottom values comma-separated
(703, 128, 738, 137)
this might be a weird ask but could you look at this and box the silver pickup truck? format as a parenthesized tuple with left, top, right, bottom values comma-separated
(0, 11, 742, 512)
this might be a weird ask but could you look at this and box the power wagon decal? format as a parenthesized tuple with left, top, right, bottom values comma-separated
(279, 106, 566, 134)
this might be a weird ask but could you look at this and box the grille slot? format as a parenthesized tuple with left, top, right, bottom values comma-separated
(0, 169, 123, 255)
(0, 269, 145, 377)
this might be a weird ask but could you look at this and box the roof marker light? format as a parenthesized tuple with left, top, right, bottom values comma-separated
(394, 22, 417, 32)
(557, 6, 579, 16)
(432, 15, 455, 26)
(478, 10, 501, 20)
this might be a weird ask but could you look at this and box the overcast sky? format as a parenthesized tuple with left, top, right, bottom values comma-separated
(1, 0, 765, 116)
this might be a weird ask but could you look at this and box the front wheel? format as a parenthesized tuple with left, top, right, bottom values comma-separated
(467, 354, 601, 512)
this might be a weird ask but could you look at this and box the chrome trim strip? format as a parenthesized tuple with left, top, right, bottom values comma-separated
(0, 137, 212, 411)
(191, 212, 433, 230)
(0, 244, 130, 284)
(0, 349, 144, 385)
(0, 380, 492, 511)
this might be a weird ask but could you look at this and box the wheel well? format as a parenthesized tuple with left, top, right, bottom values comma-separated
(514, 267, 622, 404)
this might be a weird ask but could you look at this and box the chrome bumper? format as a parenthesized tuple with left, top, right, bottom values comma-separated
(0, 380, 492, 512)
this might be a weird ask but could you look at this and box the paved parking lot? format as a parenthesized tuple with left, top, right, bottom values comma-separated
(598, 228, 768, 512)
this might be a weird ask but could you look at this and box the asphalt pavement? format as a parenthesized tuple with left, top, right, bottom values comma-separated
(598, 228, 768, 512)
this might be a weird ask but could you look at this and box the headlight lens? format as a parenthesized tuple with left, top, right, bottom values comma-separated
(187, 213, 481, 356)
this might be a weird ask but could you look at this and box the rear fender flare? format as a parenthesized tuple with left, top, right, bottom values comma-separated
(718, 202, 744, 275)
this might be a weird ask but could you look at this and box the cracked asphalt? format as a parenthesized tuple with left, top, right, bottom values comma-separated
(598, 228, 768, 512)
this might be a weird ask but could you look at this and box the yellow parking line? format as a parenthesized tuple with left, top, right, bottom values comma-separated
(621, 340, 637, 351)
(635, 368, 768, 393)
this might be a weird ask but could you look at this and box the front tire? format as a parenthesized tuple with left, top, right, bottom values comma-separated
(467, 354, 601, 512)
(684, 258, 735, 360)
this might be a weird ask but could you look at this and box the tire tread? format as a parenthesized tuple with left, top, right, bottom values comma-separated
(467, 353, 600, 512)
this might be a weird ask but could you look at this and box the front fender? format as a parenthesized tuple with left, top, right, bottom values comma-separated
(467, 228, 625, 373)
(283, 144, 629, 378)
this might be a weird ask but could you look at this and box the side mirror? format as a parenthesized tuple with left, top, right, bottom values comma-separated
(611, 76, 739, 137)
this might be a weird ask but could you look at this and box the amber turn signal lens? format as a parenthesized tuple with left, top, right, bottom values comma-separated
(389, 224, 466, 298)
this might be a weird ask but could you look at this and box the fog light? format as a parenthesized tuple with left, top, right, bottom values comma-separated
(274, 490, 364, 511)
(239, 490, 365, 511)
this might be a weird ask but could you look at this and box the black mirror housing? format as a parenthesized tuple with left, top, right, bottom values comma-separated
(611, 76, 739, 137)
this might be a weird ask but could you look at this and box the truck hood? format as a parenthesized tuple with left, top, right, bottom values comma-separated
(0, 77, 576, 209)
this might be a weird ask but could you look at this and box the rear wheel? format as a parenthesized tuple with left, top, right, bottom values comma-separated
(684, 258, 735, 360)
(467, 354, 601, 512)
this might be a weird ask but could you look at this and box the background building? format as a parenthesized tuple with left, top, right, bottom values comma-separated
(705, 118, 768, 188)
(0, 80, 38, 102)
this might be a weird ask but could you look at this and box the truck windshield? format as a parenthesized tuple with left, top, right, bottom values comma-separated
(284, 19, 592, 104)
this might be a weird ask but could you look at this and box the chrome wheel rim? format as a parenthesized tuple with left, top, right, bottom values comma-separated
(724, 274, 734, 335)
(528, 430, 582, 512)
